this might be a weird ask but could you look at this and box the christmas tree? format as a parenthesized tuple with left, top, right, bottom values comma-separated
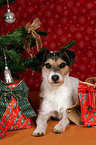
(0, 18, 48, 78)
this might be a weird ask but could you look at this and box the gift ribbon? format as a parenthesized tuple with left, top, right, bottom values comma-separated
(24, 18, 42, 56)
(0, 80, 36, 118)
(87, 86, 96, 108)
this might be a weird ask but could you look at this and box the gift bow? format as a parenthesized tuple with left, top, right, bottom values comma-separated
(24, 18, 42, 55)
(0, 80, 36, 118)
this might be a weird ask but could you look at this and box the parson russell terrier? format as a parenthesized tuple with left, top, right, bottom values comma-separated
(32, 44, 79, 137)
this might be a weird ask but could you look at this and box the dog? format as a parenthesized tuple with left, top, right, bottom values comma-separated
(32, 47, 79, 136)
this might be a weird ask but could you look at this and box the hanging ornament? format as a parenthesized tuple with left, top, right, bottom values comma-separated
(4, 9, 15, 24)
(4, 52, 14, 83)
(4, 0, 15, 24)
(24, 18, 42, 57)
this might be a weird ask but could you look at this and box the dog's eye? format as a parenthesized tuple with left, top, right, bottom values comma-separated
(44, 63, 51, 69)
(59, 63, 66, 68)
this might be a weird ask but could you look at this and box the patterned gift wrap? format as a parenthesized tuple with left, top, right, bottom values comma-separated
(78, 81, 96, 126)
(0, 80, 36, 131)
(2, 97, 31, 130)
(0, 118, 8, 139)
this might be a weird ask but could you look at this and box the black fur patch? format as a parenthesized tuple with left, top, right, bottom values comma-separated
(35, 47, 75, 66)
(42, 50, 75, 66)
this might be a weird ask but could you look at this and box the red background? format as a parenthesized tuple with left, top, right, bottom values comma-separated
(0, 0, 96, 91)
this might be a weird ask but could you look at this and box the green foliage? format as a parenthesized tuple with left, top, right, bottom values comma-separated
(0, 27, 36, 52)
(0, 49, 25, 72)
(61, 40, 76, 50)
(24, 56, 42, 72)
(0, 0, 16, 7)
(36, 30, 49, 36)
(0, 26, 48, 77)
(7, 50, 26, 72)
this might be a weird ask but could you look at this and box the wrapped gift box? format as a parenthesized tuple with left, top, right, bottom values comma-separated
(0, 80, 36, 132)
(2, 97, 31, 130)
(78, 81, 96, 126)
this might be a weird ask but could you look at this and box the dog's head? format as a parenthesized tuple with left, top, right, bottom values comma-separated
(36, 44, 75, 86)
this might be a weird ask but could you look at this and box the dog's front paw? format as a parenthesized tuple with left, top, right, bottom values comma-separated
(32, 128, 45, 137)
(54, 124, 65, 134)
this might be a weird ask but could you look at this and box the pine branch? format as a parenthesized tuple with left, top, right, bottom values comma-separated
(0, 49, 26, 72)
(0, 27, 36, 52)
(61, 40, 76, 50)
(36, 30, 49, 37)
(0, 0, 16, 7)
(0, 26, 48, 77)
(24, 57, 42, 73)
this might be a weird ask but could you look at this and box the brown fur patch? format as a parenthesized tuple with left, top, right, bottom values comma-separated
(43, 58, 70, 76)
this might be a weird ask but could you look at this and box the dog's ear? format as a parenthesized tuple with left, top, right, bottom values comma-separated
(61, 49, 75, 65)
(61, 40, 76, 65)
(35, 47, 48, 65)
(65, 50, 75, 65)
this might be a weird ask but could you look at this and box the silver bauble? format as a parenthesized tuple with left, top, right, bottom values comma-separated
(4, 9, 15, 24)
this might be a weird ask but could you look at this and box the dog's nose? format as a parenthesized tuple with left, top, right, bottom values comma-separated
(52, 75, 59, 82)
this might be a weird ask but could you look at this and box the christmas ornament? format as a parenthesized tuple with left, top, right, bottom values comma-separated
(4, 8, 15, 24)
(24, 18, 42, 56)
(4, 66, 14, 83)
(4, 52, 14, 83)
(4, 0, 15, 24)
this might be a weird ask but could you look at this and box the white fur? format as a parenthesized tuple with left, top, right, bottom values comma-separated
(33, 70, 79, 136)
(48, 71, 64, 84)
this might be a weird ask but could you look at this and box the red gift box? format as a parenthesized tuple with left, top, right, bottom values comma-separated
(2, 97, 31, 131)
(3, 80, 31, 130)
(78, 81, 96, 126)
(0, 80, 36, 132)
(0, 118, 8, 139)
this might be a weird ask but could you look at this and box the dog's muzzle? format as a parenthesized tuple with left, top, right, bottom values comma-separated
(45, 71, 64, 85)
(52, 75, 59, 83)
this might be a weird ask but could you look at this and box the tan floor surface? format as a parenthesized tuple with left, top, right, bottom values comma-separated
(1, 118, 96, 145)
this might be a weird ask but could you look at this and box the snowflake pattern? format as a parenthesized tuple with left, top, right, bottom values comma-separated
(0, 0, 96, 91)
